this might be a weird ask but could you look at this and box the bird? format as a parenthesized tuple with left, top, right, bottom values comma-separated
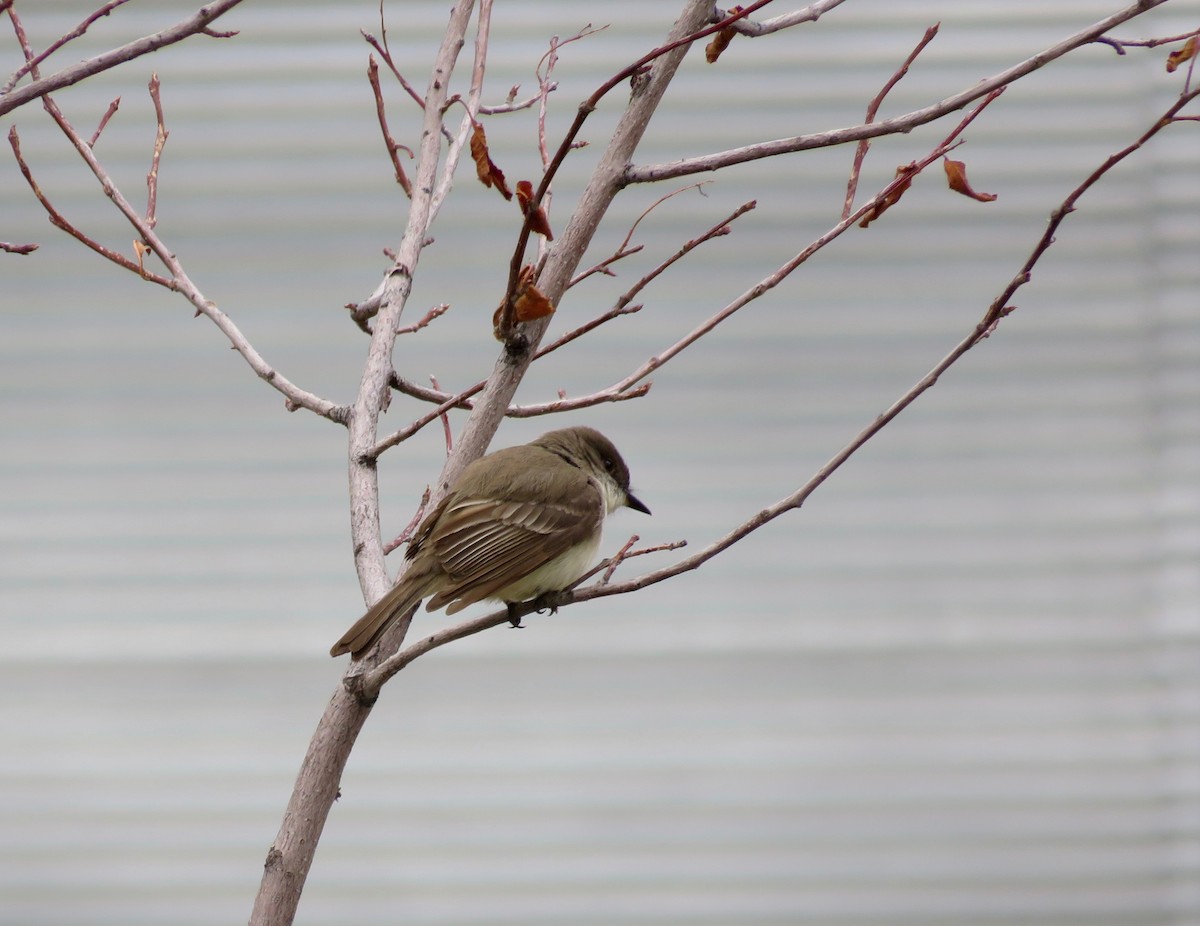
(330, 426, 649, 658)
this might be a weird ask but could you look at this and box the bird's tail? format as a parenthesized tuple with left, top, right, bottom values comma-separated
(329, 569, 433, 658)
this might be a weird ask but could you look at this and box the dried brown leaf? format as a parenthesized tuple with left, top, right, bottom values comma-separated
(1167, 35, 1197, 73)
(705, 7, 742, 63)
(859, 164, 917, 228)
(469, 122, 512, 200)
(516, 179, 554, 240)
(493, 265, 555, 339)
(943, 157, 998, 202)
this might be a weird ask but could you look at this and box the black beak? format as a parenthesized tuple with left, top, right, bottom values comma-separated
(626, 491, 651, 515)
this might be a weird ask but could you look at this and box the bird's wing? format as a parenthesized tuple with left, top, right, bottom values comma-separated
(424, 491, 600, 613)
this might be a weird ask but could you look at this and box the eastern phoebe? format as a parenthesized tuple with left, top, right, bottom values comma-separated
(330, 426, 650, 658)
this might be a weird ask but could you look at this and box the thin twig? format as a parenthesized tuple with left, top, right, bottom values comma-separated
(367, 55, 414, 197)
(495, 0, 775, 344)
(715, 0, 849, 37)
(363, 8, 425, 109)
(1095, 27, 1200, 54)
(626, 0, 1171, 185)
(145, 75, 168, 228)
(1, 0, 135, 96)
(376, 197, 755, 453)
(7, 13, 345, 422)
(589, 93, 998, 404)
(396, 303, 449, 335)
(599, 534, 640, 585)
(364, 81, 1200, 688)
(373, 88, 992, 458)
(568, 83, 1200, 604)
(0, 0, 244, 118)
(430, 375, 453, 453)
(9, 125, 175, 285)
(477, 88, 546, 115)
(383, 487, 431, 555)
(88, 97, 121, 147)
(1, 240, 39, 254)
(569, 182, 709, 287)
(842, 23, 939, 219)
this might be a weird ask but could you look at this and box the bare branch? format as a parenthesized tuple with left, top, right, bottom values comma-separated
(397, 302, 449, 335)
(362, 18, 426, 111)
(145, 75, 168, 228)
(430, 374, 454, 452)
(477, 88, 546, 115)
(367, 55, 414, 197)
(382, 487, 431, 555)
(0, 0, 244, 118)
(569, 182, 709, 288)
(362, 534, 675, 693)
(715, 0, 849, 37)
(7, 10, 347, 425)
(571, 94, 988, 409)
(88, 96, 121, 147)
(9, 125, 175, 286)
(358, 77, 1199, 670)
(494, 0, 774, 343)
(570, 82, 1200, 606)
(626, 0, 1171, 185)
(428, 0, 495, 220)
(1096, 26, 1200, 54)
(843, 23, 939, 219)
(375, 195, 754, 451)
(250, 7, 483, 919)
(2, 0, 135, 96)
(1, 239, 38, 254)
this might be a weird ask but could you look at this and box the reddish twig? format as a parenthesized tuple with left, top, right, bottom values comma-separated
(374, 90, 1000, 459)
(586, 91, 1002, 404)
(495, 0, 775, 344)
(397, 303, 449, 335)
(382, 486, 430, 555)
(367, 55, 414, 197)
(0, 1, 243, 119)
(361, 7, 426, 111)
(9, 125, 175, 285)
(366, 535, 685, 687)
(558, 83, 1200, 610)
(535, 24, 607, 169)
(384, 374, 652, 447)
(599, 534, 640, 585)
(626, 0, 1171, 186)
(375, 198, 757, 455)
(1, 0, 135, 96)
(7, 8, 343, 422)
(88, 97, 121, 147)
(568, 182, 709, 288)
(842, 23, 939, 219)
(1, 240, 39, 254)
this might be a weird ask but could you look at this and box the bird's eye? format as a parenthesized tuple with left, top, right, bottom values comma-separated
(603, 457, 615, 472)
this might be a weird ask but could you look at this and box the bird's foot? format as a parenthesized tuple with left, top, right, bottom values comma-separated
(507, 591, 563, 628)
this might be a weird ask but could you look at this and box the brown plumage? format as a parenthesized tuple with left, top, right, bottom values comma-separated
(330, 427, 648, 658)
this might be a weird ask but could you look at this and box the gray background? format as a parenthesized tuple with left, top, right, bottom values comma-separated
(2, 1, 1198, 924)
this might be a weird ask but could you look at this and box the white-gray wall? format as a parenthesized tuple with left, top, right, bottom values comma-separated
(2, 2, 1197, 924)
